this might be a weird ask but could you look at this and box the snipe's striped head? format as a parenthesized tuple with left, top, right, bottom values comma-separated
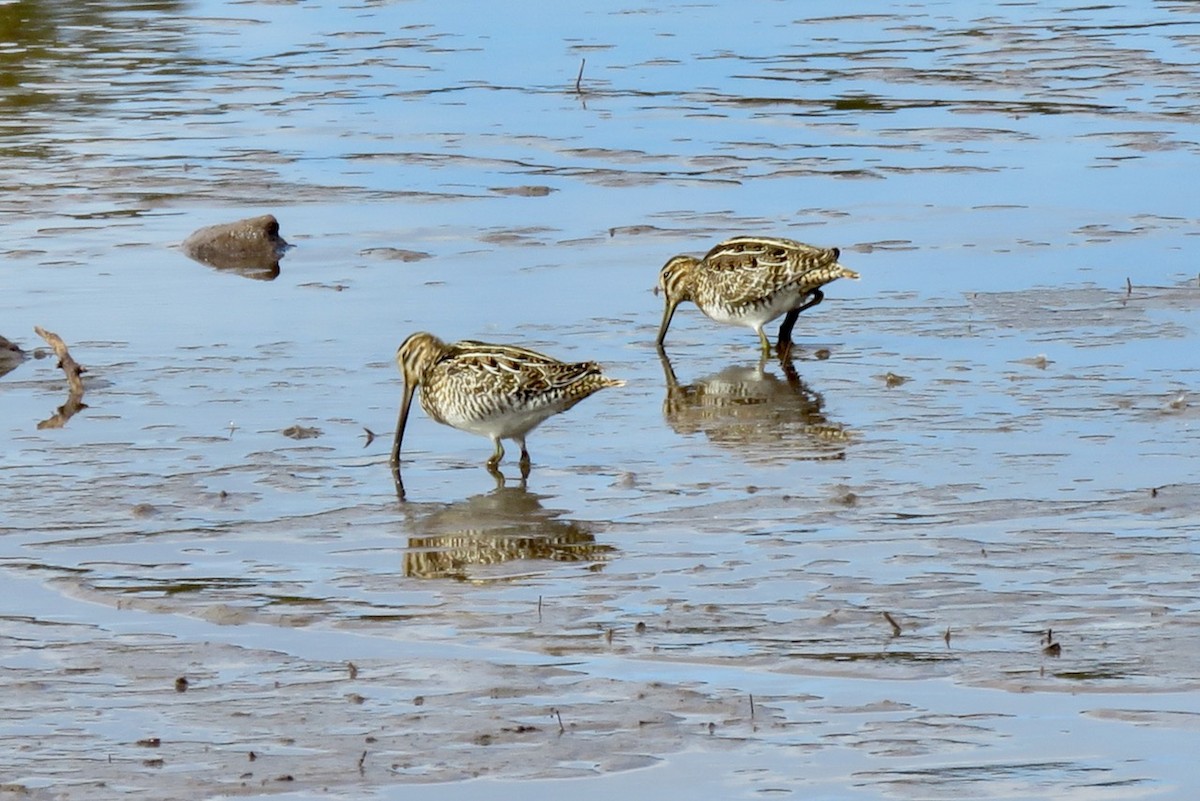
(392, 331, 451, 469)
(395, 331, 449, 388)
(655, 254, 701, 347)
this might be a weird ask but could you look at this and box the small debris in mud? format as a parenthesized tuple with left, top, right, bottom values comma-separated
(413, 696, 425, 706)
(272, 775, 295, 783)
(880, 372, 909, 387)
(490, 185, 556, 197)
(944, 628, 952, 647)
(347, 662, 359, 679)
(605, 628, 614, 644)
(282, 424, 322, 439)
(473, 733, 493, 746)
(143, 758, 165, 768)
(813, 348, 832, 360)
(1015, 354, 1052, 369)
(883, 611, 902, 637)
(608, 224, 682, 238)
(362, 428, 376, 448)
(635, 621, 647, 634)
(174, 676, 189, 693)
(834, 490, 859, 506)
(360, 247, 432, 262)
(131, 503, 159, 518)
(611, 472, 638, 489)
(136, 738, 162, 748)
(248, 751, 257, 762)
(346, 693, 366, 705)
(1043, 641, 1062, 657)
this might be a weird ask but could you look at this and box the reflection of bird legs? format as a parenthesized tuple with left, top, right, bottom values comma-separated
(487, 463, 529, 490)
(485, 438, 531, 478)
(778, 351, 800, 384)
(775, 289, 824, 358)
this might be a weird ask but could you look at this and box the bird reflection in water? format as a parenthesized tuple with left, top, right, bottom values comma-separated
(660, 351, 851, 462)
(398, 471, 614, 580)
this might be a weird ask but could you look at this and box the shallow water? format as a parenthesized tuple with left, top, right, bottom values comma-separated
(2, 0, 1199, 798)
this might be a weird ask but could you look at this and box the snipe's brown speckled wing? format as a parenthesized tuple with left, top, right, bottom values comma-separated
(702, 236, 840, 307)
(448, 341, 606, 398)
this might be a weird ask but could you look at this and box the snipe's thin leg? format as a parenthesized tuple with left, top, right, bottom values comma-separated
(516, 436, 532, 480)
(776, 289, 825, 354)
(486, 438, 505, 471)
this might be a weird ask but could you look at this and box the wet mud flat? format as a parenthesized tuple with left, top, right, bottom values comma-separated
(3, 275, 1198, 800)
(4, 0, 1200, 798)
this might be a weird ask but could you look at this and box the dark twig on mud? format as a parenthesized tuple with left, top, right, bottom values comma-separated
(883, 611, 902, 637)
(34, 326, 87, 429)
(553, 708, 565, 734)
(35, 326, 85, 396)
(749, 693, 755, 719)
(575, 58, 586, 94)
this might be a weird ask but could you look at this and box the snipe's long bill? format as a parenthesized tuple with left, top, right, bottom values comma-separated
(391, 332, 624, 473)
(655, 236, 859, 355)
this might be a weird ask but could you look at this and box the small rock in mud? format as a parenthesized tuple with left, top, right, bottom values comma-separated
(0, 335, 27, 378)
(174, 676, 189, 692)
(880, 371, 910, 387)
(181, 214, 289, 280)
(282, 424, 322, 440)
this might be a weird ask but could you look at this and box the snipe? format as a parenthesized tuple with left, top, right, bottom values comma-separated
(391, 332, 624, 474)
(656, 236, 859, 355)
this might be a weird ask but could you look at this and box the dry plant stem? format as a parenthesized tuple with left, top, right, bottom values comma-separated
(34, 326, 86, 396)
